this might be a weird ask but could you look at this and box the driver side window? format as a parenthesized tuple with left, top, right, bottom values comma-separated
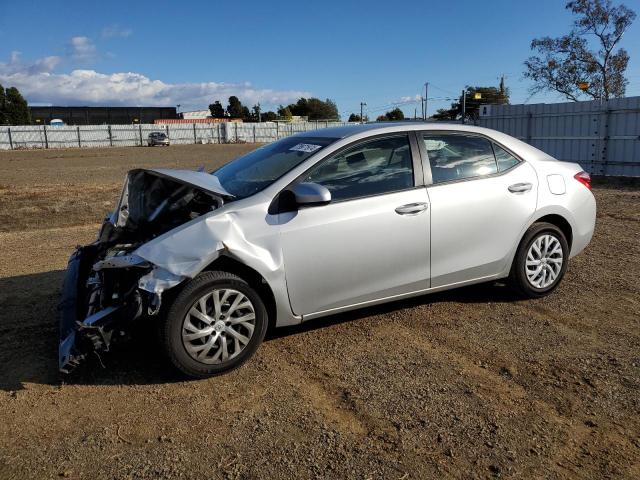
(302, 135, 414, 201)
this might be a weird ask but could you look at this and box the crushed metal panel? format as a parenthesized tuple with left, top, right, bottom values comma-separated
(134, 209, 281, 279)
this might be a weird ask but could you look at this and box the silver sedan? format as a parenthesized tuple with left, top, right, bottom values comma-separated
(60, 123, 596, 377)
(147, 131, 170, 146)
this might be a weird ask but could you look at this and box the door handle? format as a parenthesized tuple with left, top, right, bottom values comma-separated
(508, 182, 533, 193)
(395, 202, 428, 215)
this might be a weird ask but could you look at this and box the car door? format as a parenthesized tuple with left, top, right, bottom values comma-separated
(419, 132, 538, 287)
(278, 133, 431, 316)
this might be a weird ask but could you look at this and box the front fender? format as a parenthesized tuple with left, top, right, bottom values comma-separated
(133, 209, 300, 327)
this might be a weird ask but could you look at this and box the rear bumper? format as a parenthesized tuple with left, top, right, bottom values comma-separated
(569, 190, 597, 258)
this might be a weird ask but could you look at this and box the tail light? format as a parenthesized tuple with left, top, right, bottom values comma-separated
(574, 171, 591, 190)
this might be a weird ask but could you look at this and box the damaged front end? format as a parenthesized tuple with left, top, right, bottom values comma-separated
(59, 168, 231, 373)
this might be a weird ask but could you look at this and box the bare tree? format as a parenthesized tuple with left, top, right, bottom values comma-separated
(524, 0, 636, 101)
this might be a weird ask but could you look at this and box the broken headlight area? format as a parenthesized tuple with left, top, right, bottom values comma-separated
(58, 243, 156, 373)
(59, 168, 231, 373)
(108, 168, 228, 245)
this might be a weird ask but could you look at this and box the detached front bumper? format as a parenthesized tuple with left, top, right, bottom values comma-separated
(58, 243, 184, 373)
(58, 247, 128, 373)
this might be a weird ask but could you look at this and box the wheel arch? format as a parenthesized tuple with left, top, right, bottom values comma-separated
(502, 211, 574, 279)
(202, 255, 277, 331)
(530, 213, 573, 250)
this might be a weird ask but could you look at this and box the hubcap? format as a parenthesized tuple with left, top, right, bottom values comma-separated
(182, 289, 256, 364)
(525, 234, 563, 289)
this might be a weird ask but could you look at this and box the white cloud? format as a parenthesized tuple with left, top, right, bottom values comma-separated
(3, 51, 61, 75)
(68, 36, 98, 63)
(102, 25, 133, 39)
(0, 54, 309, 109)
(399, 94, 422, 103)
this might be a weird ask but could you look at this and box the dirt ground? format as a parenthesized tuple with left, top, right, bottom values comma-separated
(0, 144, 638, 479)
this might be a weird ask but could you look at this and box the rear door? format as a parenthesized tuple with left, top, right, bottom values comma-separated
(419, 132, 538, 287)
(279, 133, 431, 316)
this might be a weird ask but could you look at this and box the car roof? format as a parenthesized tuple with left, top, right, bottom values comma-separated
(294, 121, 555, 164)
(297, 122, 506, 139)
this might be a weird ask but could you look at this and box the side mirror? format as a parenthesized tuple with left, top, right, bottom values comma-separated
(290, 182, 331, 207)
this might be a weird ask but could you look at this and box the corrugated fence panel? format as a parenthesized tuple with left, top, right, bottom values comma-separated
(478, 96, 640, 176)
(168, 124, 197, 145)
(0, 121, 359, 151)
(79, 125, 111, 148)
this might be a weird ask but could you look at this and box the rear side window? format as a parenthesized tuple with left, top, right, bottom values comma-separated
(423, 134, 497, 184)
(492, 143, 520, 172)
(303, 135, 414, 201)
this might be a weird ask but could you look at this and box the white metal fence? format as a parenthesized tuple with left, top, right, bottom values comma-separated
(477, 96, 640, 177)
(0, 121, 354, 150)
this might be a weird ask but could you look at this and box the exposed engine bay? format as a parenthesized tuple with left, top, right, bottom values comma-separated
(59, 168, 231, 372)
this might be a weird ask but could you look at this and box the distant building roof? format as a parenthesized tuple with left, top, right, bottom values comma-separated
(28, 106, 177, 125)
(181, 110, 212, 119)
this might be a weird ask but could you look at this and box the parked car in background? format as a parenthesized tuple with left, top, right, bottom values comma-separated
(147, 131, 170, 146)
(60, 123, 596, 378)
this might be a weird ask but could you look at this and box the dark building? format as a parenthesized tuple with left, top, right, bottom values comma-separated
(28, 106, 178, 125)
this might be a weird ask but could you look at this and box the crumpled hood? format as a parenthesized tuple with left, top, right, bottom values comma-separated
(110, 168, 232, 237)
(147, 168, 232, 197)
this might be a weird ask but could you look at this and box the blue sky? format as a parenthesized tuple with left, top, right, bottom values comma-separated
(1, 0, 639, 118)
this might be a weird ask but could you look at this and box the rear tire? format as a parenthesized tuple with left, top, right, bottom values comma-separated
(161, 271, 268, 378)
(509, 222, 569, 298)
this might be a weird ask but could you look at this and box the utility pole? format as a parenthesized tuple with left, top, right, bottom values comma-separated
(420, 96, 424, 120)
(257, 102, 261, 123)
(360, 102, 367, 124)
(424, 82, 429, 120)
(461, 89, 466, 124)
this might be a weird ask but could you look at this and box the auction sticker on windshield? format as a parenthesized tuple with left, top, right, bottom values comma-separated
(289, 143, 323, 153)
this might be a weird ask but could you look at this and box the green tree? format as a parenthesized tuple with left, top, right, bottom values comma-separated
(524, 0, 636, 101)
(281, 97, 339, 120)
(381, 107, 405, 121)
(251, 104, 261, 122)
(431, 108, 458, 121)
(261, 111, 277, 122)
(5, 86, 30, 125)
(226, 96, 245, 119)
(288, 98, 311, 117)
(348, 113, 369, 122)
(432, 84, 509, 122)
(209, 100, 225, 118)
(460, 85, 509, 121)
(277, 105, 293, 121)
(0, 84, 7, 125)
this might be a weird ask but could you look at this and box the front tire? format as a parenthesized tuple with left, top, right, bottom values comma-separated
(510, 222, 569, 298)
(161, 271, 268, 378)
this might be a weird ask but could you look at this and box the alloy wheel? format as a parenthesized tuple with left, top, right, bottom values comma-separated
(525, 234, 564, 289)
(181, 289, 256, 364)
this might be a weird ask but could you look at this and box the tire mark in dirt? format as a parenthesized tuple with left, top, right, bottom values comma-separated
(260, 341, 369, 437)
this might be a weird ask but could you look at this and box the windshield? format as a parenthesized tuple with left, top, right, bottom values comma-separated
(212, 136, 336, 198)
